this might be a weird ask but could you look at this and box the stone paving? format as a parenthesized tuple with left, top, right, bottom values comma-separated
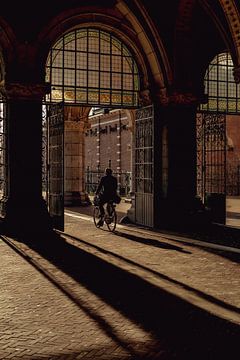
(0, 210, 240, 359)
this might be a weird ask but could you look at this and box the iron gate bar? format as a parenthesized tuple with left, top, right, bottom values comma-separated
(42, 105, 48, 201)
(196, 111, 226, 224)
(197, 111, 226, 200)
(85, 169, 131, 196)
(135, 105, 154, 227)
(47, 102, 64, 231)
(0, 99, 7, 217)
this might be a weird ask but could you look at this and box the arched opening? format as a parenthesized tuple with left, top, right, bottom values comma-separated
(43, 27, 144, 229)
(84, 107, 133, 219)
(196, 51, 240, 227)
(45, 28, 140, 106)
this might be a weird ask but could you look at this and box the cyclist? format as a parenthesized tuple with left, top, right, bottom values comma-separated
(95, 168, 118, 226)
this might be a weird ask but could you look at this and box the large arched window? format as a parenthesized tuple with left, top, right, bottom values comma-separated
(45, 28, 140, 107)
(201, 52, 240, 113)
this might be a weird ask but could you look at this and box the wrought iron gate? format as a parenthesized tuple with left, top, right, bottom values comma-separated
(0, 99, 7, 217)
(135, 105, 154, 227)
(196, 112, 226, 223)
(46, 102, 64, 231)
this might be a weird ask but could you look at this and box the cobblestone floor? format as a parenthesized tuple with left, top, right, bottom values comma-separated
(0, 210, 240, 359)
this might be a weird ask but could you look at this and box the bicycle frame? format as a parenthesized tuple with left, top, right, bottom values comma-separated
(93, 201, 117, 232)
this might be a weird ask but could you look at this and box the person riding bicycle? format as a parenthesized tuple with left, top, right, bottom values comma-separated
(95, 168, 118, 226)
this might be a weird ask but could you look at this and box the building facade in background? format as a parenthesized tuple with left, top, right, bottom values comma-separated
(85, 108, 133, 196)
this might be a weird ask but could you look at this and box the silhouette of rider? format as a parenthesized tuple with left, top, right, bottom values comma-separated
(95, 168, 118, 226)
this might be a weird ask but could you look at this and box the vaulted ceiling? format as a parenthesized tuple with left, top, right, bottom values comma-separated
(0, 0, 239, 99)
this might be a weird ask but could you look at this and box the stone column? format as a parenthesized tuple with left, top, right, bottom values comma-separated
(0, 81, 52, 236)
(163, 93, 199, 228)
(64, 106, 90, 206)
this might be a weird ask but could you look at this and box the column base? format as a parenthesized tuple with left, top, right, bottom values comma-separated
(2, 197, 53, 239)
(156, 196, 211, 231)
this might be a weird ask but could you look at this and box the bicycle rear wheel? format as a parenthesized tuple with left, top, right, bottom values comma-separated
(93, 206, 102, 227)
(106, 205, 117, 232)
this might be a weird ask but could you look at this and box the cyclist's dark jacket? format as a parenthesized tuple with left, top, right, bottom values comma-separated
(96, 174, 118, 200)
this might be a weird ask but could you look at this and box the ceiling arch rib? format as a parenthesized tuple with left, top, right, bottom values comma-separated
(174, 0, 240, 100)
(38, 2, 171, 105)
(115, 0, 171, 104)
(219, 0, 240, 82)
(219, 0, 240, 62)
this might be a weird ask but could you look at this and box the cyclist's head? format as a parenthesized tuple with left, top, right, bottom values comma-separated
(105, 168, 112, 175)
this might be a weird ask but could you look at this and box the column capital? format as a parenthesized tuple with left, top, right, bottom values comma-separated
(155, 87, 169, 106)
(139, 88, 152, 107)
(0, 81, 51, 100)
(64, 106, 89, 130)
(65, 121, 83, 130)
(233, 65, 240, 84)
(155, 89, 200, 107)
(168, 91, 199, 106)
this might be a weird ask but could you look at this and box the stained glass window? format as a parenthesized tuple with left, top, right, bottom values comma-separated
(201, 53, 240, 113)
(45, 28, 140, 107)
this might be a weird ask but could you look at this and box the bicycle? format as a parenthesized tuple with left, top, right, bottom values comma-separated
(93, 197, 117, 232)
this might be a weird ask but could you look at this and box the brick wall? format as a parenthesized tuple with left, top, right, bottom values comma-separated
(85, 109, 133, 193)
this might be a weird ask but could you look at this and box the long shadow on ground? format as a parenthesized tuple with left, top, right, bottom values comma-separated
(19, 231, 240, 359)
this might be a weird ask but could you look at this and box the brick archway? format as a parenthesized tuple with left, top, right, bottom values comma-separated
(174, 0, 240, 87)
(219, 0, 240, 64)
(37, 1, 171, 105)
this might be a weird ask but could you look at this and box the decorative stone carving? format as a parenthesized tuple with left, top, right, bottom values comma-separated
(156, 87, 169, 106)
(0, 81, 51, 100)
(169, 91, 198, 106)
(233, 65, 240, 83)
(0, 52, 5, 83)
(155, 88, 200, 107)
(65, 120, 83, 130)
(64, 106, 89, 130)
(139, 88, 152, 106)
(219, 0, 240, 49)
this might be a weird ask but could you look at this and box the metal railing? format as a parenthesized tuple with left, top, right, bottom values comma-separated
(85, 168, 132, 196)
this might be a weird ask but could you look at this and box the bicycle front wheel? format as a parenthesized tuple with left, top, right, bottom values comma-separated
(106, 206, 117, 232)
(93, 206, 101, 228)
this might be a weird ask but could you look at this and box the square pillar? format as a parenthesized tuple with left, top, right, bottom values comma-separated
(0, 82, 52, 237)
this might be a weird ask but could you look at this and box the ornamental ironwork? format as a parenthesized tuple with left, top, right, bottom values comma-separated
(135, 105, 154, 227)
(196, 112, 226, 201)
(43, 102, 64, 231)
(0, 99, 7, 216)
(42, 104, 48, 201)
